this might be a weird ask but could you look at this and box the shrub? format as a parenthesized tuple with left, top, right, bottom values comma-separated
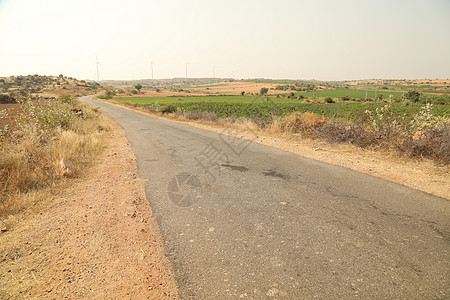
(316, 119, 375, 147)
(0, 94, 16, 104)
(406, 91, 421, 103)
(98, 89, 116, 100)
(58, 94, 76, 104)
(260, 87, 269, 95)
(14, 98, 82, 134)
(135, 84, 143, 92)
(402, 125, 450, 164)
(161, 104, 177, 114)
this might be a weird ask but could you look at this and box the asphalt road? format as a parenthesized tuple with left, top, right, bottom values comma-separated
(82, 96, 449, 299)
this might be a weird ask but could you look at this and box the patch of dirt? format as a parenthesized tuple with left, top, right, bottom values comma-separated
(0, 104, 22, 128)
(115, 81, 292, 98)
(0, 116, 179, 299)
(186, 81, 290, 95)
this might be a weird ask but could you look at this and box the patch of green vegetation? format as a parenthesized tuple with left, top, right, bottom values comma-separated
(116, 94, 449, 120)
(178, 102, 448, 120)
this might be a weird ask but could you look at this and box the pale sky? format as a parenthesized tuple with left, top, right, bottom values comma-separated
(0, 0, 449, 81)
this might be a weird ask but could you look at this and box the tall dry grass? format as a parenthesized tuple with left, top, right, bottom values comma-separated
(0, 99, 108, 220)
(171, 105, 449, 164)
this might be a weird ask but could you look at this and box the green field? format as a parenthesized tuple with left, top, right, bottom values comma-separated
(115, 96, 449, 121)
(174, 102, 449, 120)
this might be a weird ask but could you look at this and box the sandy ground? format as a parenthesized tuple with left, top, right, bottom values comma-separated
(118, 81, 291, 98)
(186, 81, 290, 95)
(106, 100, 449, 200)
(0, 116, 179, 299)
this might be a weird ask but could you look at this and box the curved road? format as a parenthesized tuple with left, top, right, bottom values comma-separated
(82, 96, 449, 299)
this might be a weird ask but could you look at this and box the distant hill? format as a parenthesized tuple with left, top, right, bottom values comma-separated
(0, 75, 101, 103)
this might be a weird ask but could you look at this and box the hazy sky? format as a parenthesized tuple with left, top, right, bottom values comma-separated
(0, 0, 449, 81)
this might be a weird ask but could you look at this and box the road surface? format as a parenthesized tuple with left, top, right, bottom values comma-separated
(82, 96, 449, 299)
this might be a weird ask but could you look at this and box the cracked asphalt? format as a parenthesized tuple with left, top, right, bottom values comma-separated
(83, 96, 449, 299)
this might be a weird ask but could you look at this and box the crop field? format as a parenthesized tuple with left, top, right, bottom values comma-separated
(174, 102, 449, 120)
(115, 96, 449, 121)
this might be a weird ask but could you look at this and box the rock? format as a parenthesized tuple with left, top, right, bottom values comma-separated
(1, 227, 8, 233)
(59, 158, 75, 176)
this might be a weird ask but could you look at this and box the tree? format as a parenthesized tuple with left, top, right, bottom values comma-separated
(135, 84, 143, 93)
(406, 91, 421, 103)
(260, 87, 269, 95)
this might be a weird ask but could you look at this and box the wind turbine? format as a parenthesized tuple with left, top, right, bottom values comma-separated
(95, 55, 101, 82)
(150, 61, 154, 80)
(185, 62, 189, 79)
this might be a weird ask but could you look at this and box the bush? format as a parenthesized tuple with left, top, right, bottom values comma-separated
(260, 87, 269, 95)
(58, 94, 76, 104)
(0, 94, 16, 104)
(161, 104, 177, 114)
(402, 126, 450, 164)
(406, 91, 421, 103)
(316, 120, 375, 147)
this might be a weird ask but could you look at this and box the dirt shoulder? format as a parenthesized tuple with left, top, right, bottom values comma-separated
(0, 115, 179, 299)
(105, 100, 449, 200)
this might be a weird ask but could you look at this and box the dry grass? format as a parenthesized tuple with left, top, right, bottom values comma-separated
(269, 112, 327, 136)
(0, 101, 108, 223)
